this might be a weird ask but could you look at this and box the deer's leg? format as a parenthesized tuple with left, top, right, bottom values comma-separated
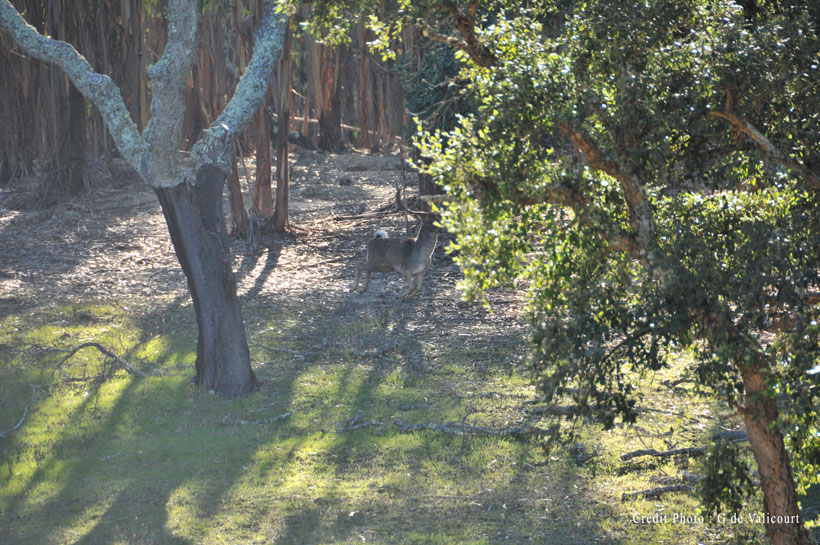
(405, 272, 423, 300)
(359, 271, 373, 294)
(399, 272, 415, 300)
(352, 264, 363, 292)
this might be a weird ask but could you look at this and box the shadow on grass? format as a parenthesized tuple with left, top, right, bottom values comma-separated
(239, 291, 623, 544)
(0, 276, 620, 544)
(0, 311, 306, 544)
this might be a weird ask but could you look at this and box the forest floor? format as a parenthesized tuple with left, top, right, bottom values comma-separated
(0, 149, 811, 544)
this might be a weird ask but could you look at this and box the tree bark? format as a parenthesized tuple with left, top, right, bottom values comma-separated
(252, 102, 274, 217)
(271, 21, 292, 232)
(317, 45, 344, 152)
(736, 355, 814, 545)
(65, 81, 86, 195)
(155, 165, 256, 396)
(357, 20, 371, 150)
(272, 109, 290, 231)
(227, 155, 249, 237)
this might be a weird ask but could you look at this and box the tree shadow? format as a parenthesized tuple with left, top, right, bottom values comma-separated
(0, 324, 309, 545)
(234, 235, 283, 301)
(240, 286, 623, 543)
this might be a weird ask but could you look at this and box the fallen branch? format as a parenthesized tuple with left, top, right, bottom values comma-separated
(621, 484, 694, 502)
(393, 418, 553, 438)
(331, 208, 399, 222)
(337, 413, 381, 433)
(661, 377, 696, 390)
(56, 342, 155, 382)
(236, 411, 292, 426)
(0, 384, 36, 438)
(620, 446, 706, 462)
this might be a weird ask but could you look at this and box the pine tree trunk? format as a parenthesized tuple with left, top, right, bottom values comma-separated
(155, 165, 256, 397)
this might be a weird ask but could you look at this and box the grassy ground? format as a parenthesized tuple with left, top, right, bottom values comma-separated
(1, 151, 816, 544)
(1, 295, 798, 545)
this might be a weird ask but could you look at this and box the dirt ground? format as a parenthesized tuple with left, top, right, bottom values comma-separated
(0, 149, 526, 348)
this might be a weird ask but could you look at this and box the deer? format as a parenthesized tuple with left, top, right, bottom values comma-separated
(352, 217, 439, 301)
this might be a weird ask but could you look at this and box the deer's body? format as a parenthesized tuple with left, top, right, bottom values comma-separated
(352, 221, 438, 301)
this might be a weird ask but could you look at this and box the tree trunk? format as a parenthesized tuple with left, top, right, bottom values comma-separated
(272, 109, 290, 231)
(65, 81, 86, 195)
(306, 31, 322, 145)
(155, 165, 256, 397)
(318, 45, 344, 152)
(376, 60, 388, 146)
(738, 359, 814, 545)
(252, 103, 274, 217)
(357, 21, 371, 150)
(227, 155, 249, 237)
(272, 22, 292, 232)
(413, 146, 440, 204)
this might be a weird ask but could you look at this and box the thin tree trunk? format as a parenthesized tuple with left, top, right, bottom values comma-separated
(357, 21, 371, 150)
(413, 146, 440, 210)
(302, 68, 311, 136)
(272, 109, 290, 231)
(318, 45, 343, 152)
(375, 60, 388, 145)
(227, 155, 249, 237)
(252, 103, 273, 217)
(155, 165, 256, 397)
(65, 81, 86, 194)
(272, 22, 292, 232)
(306, 32, 322, 144)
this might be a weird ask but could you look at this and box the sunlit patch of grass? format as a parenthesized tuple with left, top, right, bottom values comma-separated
(0, 297, 797, 544)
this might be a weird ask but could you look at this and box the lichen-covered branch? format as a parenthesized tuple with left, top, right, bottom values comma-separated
(141, 0, 199, 187)
(191, 7, 290, 170)
(0, 0, 148, 180)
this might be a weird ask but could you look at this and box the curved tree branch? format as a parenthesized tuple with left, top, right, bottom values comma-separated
(141, 0, 199, 186)
(558, 123, 657, 267)
(437, 0, 497, 68)
(191, 8, 291, 170)
(711, 110, 820, 190)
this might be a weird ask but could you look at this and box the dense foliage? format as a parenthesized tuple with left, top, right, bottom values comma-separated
(412, 0, 820, 521)
(290, 0, 820, 539)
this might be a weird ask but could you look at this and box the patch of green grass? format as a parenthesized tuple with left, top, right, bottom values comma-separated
(1, 297, 809, 544)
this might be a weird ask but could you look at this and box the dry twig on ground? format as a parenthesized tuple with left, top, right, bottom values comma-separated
(0, 384, 36, 438)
